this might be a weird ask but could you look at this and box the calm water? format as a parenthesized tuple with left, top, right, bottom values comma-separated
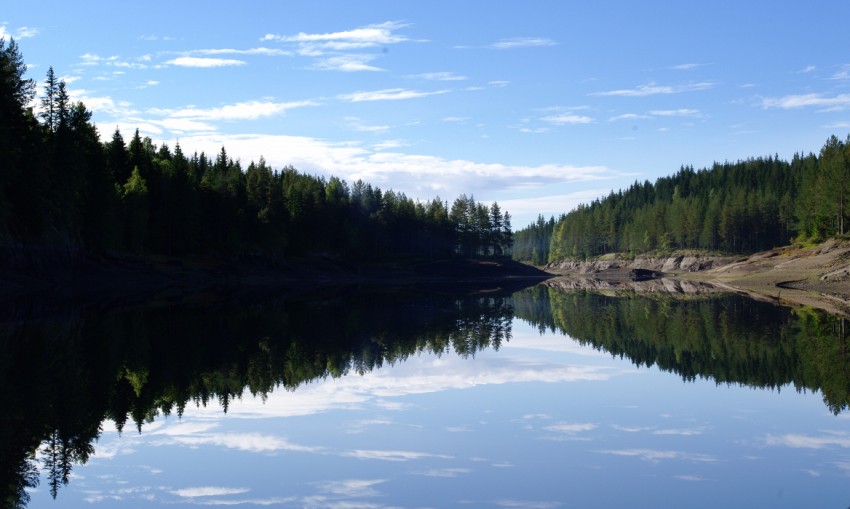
(4, 283, 850, 508)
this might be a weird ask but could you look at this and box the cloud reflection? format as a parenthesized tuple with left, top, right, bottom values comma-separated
(171, 486, 251, 497)
(342, 449, 453, 462)
(152, 432, 322, 453)
(598, 449, 717, 463)
(765, 432, 850, 449)
(312, 479, 387, 497)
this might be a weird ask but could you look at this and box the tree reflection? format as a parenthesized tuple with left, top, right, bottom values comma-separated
(513, 286, 850, 414)
(3, 284, 848, 507)
(0, 288, 514, 506)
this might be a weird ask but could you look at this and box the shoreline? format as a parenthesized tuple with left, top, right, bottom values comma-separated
(0, 253, 553, 306)
(544, 240, 850, 316)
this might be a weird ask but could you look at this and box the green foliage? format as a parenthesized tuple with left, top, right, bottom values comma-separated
(512, 214, 557, 265)
(538, 157, 802, 260)
(519, 140, 850, 261)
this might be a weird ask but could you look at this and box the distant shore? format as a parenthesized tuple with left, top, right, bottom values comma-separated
(544, 239, 850, 316)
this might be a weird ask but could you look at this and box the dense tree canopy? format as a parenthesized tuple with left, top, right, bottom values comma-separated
(514, 138, 850, 263)
(0, 40, 512, 263)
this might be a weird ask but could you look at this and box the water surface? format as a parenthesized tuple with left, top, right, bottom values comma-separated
(5, 285, 850, 508)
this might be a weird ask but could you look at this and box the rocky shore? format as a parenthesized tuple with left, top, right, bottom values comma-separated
(544, 240, 850, 315)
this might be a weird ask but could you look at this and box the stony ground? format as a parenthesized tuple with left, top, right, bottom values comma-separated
(679, 239, 850, 315)
(544, 239, 850, 316)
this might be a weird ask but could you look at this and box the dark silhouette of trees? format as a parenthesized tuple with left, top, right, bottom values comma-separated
(0, 42, 512, 263)
(0, 288, 517, 506)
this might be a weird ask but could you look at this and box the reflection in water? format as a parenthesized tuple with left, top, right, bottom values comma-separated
(0, 289, 514, 507)
(1, 284, 849, 507)
(514, 284, 850, 413)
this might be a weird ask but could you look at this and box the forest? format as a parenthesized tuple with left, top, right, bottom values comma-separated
(0, 38, 512, 264)
(513, 138, 850, 263)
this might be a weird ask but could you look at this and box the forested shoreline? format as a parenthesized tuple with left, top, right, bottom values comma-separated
(0, 39, 513, 268)
(513, 137, 850, 264)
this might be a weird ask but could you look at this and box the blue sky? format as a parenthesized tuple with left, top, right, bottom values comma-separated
(4, 1, 850, 227)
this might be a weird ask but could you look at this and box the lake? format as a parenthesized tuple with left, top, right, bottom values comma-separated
(5, 281, 850, 508)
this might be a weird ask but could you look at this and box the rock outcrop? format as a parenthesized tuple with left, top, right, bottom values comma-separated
(546, 253, 735, 275)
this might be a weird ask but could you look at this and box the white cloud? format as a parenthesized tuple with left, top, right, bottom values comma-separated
(338, 88, 449, 102)
(761, 93, 850, 110)
(671, 63, 701, 70)
(139, 34, 176, 41)
(543, 422, 598, 434)
(263, 21, 411, 46)
(342, 449, 453, 462)
(593, 82, 714, 97)
(598, 448, 717, 463)
(491, 37, 557, 49)
(171, 487, 251, 498)
(0, 23, 39, 40)
(675, 475, 708, 482)
(612, 424, 656, 433)
(313, 479, 386, 497)
(413, 468, 472, 477)
(765, 432, 850, 449)
(371, 139, 409, 150)
(149, 99, 317, 122)
(150, 421, 219, 436)
(167, 56, 246, 68)
(541, 113, 594, 125)
(829, 64, 850, 80)
(653, 427, 705, 436)
(343, 117, 391, 133)
(442, 116, 469, 122)
(171, 133, 620, 202)
(412, 71, 469, 81)
(648, 109, 701, 117)
(157, 432, 322, 453)
(67, 89, 139, 118)
(311, 54, 383, 72)
(14, 26, 39, 39)
(192, 47, 291, 57)
(77, 53, 148, 69)
(261, 21, 416, 73)
(609, 113, 650, 121)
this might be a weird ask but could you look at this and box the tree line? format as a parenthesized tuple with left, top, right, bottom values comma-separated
(513, 137, 850, 263)
(0, 39, 512, 263)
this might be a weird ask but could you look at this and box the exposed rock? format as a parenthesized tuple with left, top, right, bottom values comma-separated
(546, 253, 735, 275)
(546, 276, 725, 295)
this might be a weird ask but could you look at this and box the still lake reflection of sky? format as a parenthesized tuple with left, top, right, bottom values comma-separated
(28, 318, 850, 508)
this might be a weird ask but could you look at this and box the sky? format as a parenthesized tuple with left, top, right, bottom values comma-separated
(4, 1, 850, 228)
